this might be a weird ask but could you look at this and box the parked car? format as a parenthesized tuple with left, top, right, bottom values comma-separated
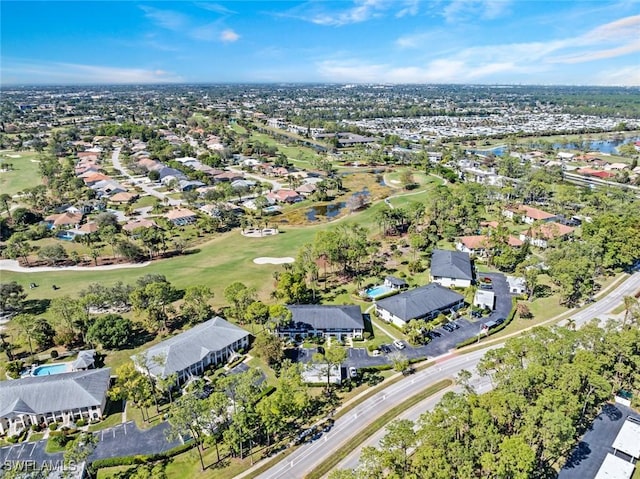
(442, 323, 454, 332)
(393, 340, 406, 349)
(450, 322, 460, 330)
(349, 366, 358, 378)
(372, 349, 381, 356)
(380, 344, 392, 353)
(494, 317, 505, 326)
(471, 310, 483, 318)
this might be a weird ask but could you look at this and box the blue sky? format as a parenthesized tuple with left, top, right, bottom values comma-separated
(1, 1, 639, 85)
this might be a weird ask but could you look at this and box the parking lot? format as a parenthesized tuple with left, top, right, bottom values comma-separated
(289, 273, 515, 371)
(0, 421, 180, 467)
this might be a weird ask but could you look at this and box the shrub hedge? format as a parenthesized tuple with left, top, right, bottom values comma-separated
(90, 442, 194, 471)
(456, 297, 517, 349)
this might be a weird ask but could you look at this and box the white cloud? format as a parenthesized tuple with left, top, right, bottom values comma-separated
(140, 6, 188, 31)
(317, 15, 640, 84)
(282, 0, 419, 27)
(442, 0, 511, 23)
(220, 29, 240, 43)
(594, 65, 640, 86)
(195, 3, 237, 15)
(141, 4, 240, 43)
(1, 60, 183, 85)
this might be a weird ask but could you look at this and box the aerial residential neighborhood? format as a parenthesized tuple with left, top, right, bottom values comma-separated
(1, 1, 640, 479)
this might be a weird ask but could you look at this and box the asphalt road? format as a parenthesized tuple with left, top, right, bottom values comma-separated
(252, 271, 640, 479)
(336, 373, 494, 472)
(253, 348, 498, 479)
(111, 148, 182, 206)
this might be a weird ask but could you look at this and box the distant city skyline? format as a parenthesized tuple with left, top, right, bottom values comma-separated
(1, 1, 639, 86)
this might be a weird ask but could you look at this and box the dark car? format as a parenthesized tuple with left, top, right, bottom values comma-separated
(380, 344, 392, 353)
(494, 317, 505, 326)
(472, 310, 482, 318)
(442, 324, 454, 332)
(479, 283, 493, 290)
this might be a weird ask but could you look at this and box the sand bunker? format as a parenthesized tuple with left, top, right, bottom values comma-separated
(253, 257, 295, 265)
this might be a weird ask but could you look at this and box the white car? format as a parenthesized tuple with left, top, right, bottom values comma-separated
(393, 340, 405, 349)
(372, 349, 381, 356)
(349, 366, 358, 378)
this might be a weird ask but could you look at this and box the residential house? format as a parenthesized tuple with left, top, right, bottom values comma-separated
(134, 316, 250, 383)
(295, 183, 317, 196)
(302, 364, 342, 385)
(165, 208, 197, 226)
(375, 283, 465, 328)
(519, 222, 575, 248)
(91, 180, 127, 197)
(474, 290, 495, 310)
(108, 192, 137, 204)
(122, 218, 157, 233)
(75, 221, 99, 235)
(384, 276, 408, 290)
(456, 235, 490, 257)
(457, 235, 523, 257)
(0, 369, 111, 436)
(82, 173, 111, 187)
(502, 205, 557, 225)
(430, 249, 474, 288)
(506, 276, 527, 295)
(44, 212, 83, 229)
(266, 189, 302, 204)
(279, 305, 365, 341)
(214, 171, 244, 183)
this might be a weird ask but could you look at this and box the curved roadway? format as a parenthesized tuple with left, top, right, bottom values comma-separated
(252, 271, 640, 479)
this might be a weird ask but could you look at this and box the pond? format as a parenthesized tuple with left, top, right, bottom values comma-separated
(552, 137, 640, 154)
(306, 202, 346, 221)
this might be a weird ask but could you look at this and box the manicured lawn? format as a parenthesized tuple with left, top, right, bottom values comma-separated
(28, 432, 45, 442)
(88, 399, 125, 432)
(97, 465, 132, 479)
(130, 195, 160, 209)
(0, 150, 43, 197)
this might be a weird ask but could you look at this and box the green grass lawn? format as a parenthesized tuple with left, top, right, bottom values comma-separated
(0, 150, 44, 197)
(88, 399, 125, 432)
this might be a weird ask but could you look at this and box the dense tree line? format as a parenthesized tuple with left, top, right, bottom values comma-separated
(331, 319, 640, 479)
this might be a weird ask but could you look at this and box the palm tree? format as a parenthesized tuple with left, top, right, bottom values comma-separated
(0, 193, 12, 220)
(566, 317, 576, 331)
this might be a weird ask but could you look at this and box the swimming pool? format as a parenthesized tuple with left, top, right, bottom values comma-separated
(31, 363, 70, 376)
(365, 285, 394, 299)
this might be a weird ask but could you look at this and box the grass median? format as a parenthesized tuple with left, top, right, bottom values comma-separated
(304, 378, 454, 479)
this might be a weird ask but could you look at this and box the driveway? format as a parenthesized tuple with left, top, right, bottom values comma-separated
(90, 421, 180, 461)
(481, 273, 513, 322)
(0, 421, 180, 467)
(291, 274, 515, 370)
(558, 403, 640, 479)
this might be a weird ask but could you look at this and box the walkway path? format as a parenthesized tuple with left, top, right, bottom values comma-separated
(365, 304, 399, 341)
(0, 259, 150, 273)
(111, 148, 182, 206)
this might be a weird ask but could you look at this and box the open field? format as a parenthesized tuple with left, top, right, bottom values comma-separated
(0, 150, 43, 197)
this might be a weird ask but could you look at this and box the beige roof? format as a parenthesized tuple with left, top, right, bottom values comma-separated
(165, 208, 196, 220)
(123, 218, 157, 232)
(527, 222, 575, 239)
(109, 192, 136, 203)
(45, 212, 83, 226)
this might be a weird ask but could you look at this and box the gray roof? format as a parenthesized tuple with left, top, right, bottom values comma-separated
(0, 368, 111, 418)
(137, 317, 250, 378)
(376, 283, 464, 322)
(72, 350, 96, 370)
(431, 249, 473, 281)
(285, 305, 364, 331)
(385, 276, 408, 287)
